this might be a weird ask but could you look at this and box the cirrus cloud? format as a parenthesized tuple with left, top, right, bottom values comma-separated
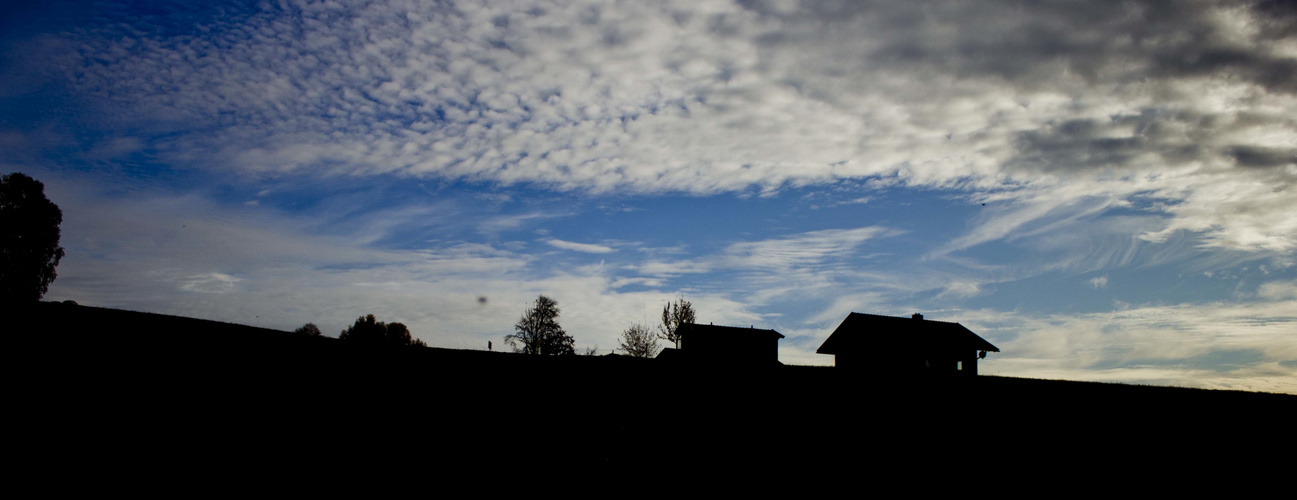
(545, 238, 616, 253)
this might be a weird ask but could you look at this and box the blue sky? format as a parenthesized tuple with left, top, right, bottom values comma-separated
(3, 0, 1296, 393)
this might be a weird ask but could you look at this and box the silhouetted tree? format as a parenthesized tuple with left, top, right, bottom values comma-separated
(506, 295, 574, 355)
(658, 296, 695, 349)
(339, 314, 427, 347)
(341, 314, 384, 341)
(385, 322, 427, 347)
(293, 323, 323, 337)
(1, 173, 65, 303)
(618, 323, 659, 358)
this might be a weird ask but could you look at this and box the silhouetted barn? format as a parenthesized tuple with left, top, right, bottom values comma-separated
(817, 313, 999, 375)
(660, 323, 785, 365)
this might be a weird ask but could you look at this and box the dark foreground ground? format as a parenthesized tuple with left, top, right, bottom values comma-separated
(10, 302, 1294, 491)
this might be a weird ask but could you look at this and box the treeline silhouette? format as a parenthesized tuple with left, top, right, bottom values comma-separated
(336, 314, 426, 347)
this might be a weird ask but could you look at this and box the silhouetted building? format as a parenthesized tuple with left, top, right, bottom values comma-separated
(816, 313, 998, 375)
(657, 323, 785, 365)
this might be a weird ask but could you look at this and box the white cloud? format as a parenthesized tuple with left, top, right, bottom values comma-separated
(937, 282, 983, 299)
(1088, 275, 1108, 289)
(609, 277, 663, 289)
(964, 297, 1297, 394)
(179, 272, 242, 294)
(722, 226, 897, 270)
(36, 172, 782, 353)
(544, 238, 616, 254)
(478, 212, 567, 234)
(1258, 281, 1297, 301)
(631, 259, 714, 277)
(21, 0, 1291, 253)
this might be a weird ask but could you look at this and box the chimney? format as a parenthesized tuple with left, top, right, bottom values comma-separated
(912, 313, 923, 320)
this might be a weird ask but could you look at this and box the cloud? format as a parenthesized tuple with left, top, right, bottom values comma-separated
(722, 226, 897, 270)
(544, 238, 616, 254)
(8, 1, 1297, 392)
(625, 225, 901, 307)
(937, 282, 982, 299)
(934, 194, 1119, 256)
(632, 259, 714, 277)
(609, 277, 663, 289)
(11, 0, 1292, 253)
(179, 272, 242, 293)
(967, 294, 1297, 393)
(35, 170, 789, 354)
(17, 0, 1286, 253)
(29, 164, 1297, 391)
(477, 212, 567, 234)
(1088, 275, 1108, 289)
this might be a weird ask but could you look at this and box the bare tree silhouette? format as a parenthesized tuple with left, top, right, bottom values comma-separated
(658, 296, 695, 349)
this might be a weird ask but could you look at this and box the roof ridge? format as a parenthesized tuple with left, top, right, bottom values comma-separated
(849, 311, 961, 325)
(682, 323, 781, 332)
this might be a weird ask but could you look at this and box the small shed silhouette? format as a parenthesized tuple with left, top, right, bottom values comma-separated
(816, 313, 998, 375)
(658, 323, 785, 365)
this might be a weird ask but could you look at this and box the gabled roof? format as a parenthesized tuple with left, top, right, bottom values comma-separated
(678, 323, 786, 339)
(816, 313, 999, 354)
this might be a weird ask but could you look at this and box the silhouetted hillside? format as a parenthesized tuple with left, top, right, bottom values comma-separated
(10, 302, 1292, 489)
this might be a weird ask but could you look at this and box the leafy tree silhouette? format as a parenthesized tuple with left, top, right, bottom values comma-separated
(1, 173, 65, 303)
(339, 314, 427, 347)
(293, 323, 323, 337)
(506, 295, 574, 355)
(618, 323, 659, 358)
(658, 296, 695, 349)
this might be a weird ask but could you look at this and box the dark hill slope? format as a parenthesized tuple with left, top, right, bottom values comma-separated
(10, 302, 1293, 488)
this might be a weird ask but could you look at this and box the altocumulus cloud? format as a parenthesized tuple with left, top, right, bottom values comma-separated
(23, 0, 1294, 252)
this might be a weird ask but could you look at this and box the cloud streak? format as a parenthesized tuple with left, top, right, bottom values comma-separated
(545, 238, 616, 253)
(974, 295, 1297, 394)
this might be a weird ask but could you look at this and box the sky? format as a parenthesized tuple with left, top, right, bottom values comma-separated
(2, 0, 1295, 393)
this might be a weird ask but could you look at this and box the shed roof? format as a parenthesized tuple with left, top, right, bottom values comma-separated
(816, 313, 999, 354)
(678, 323, 786, 339)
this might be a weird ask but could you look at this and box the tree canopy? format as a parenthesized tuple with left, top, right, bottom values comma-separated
(1, 173, 65, 303)
(658, 296, 695, 349)
(506, 295, 574, 355)
(339, 314, 426, 347)
(293, 323, 323, 337)
(618, 322, 659, 358)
